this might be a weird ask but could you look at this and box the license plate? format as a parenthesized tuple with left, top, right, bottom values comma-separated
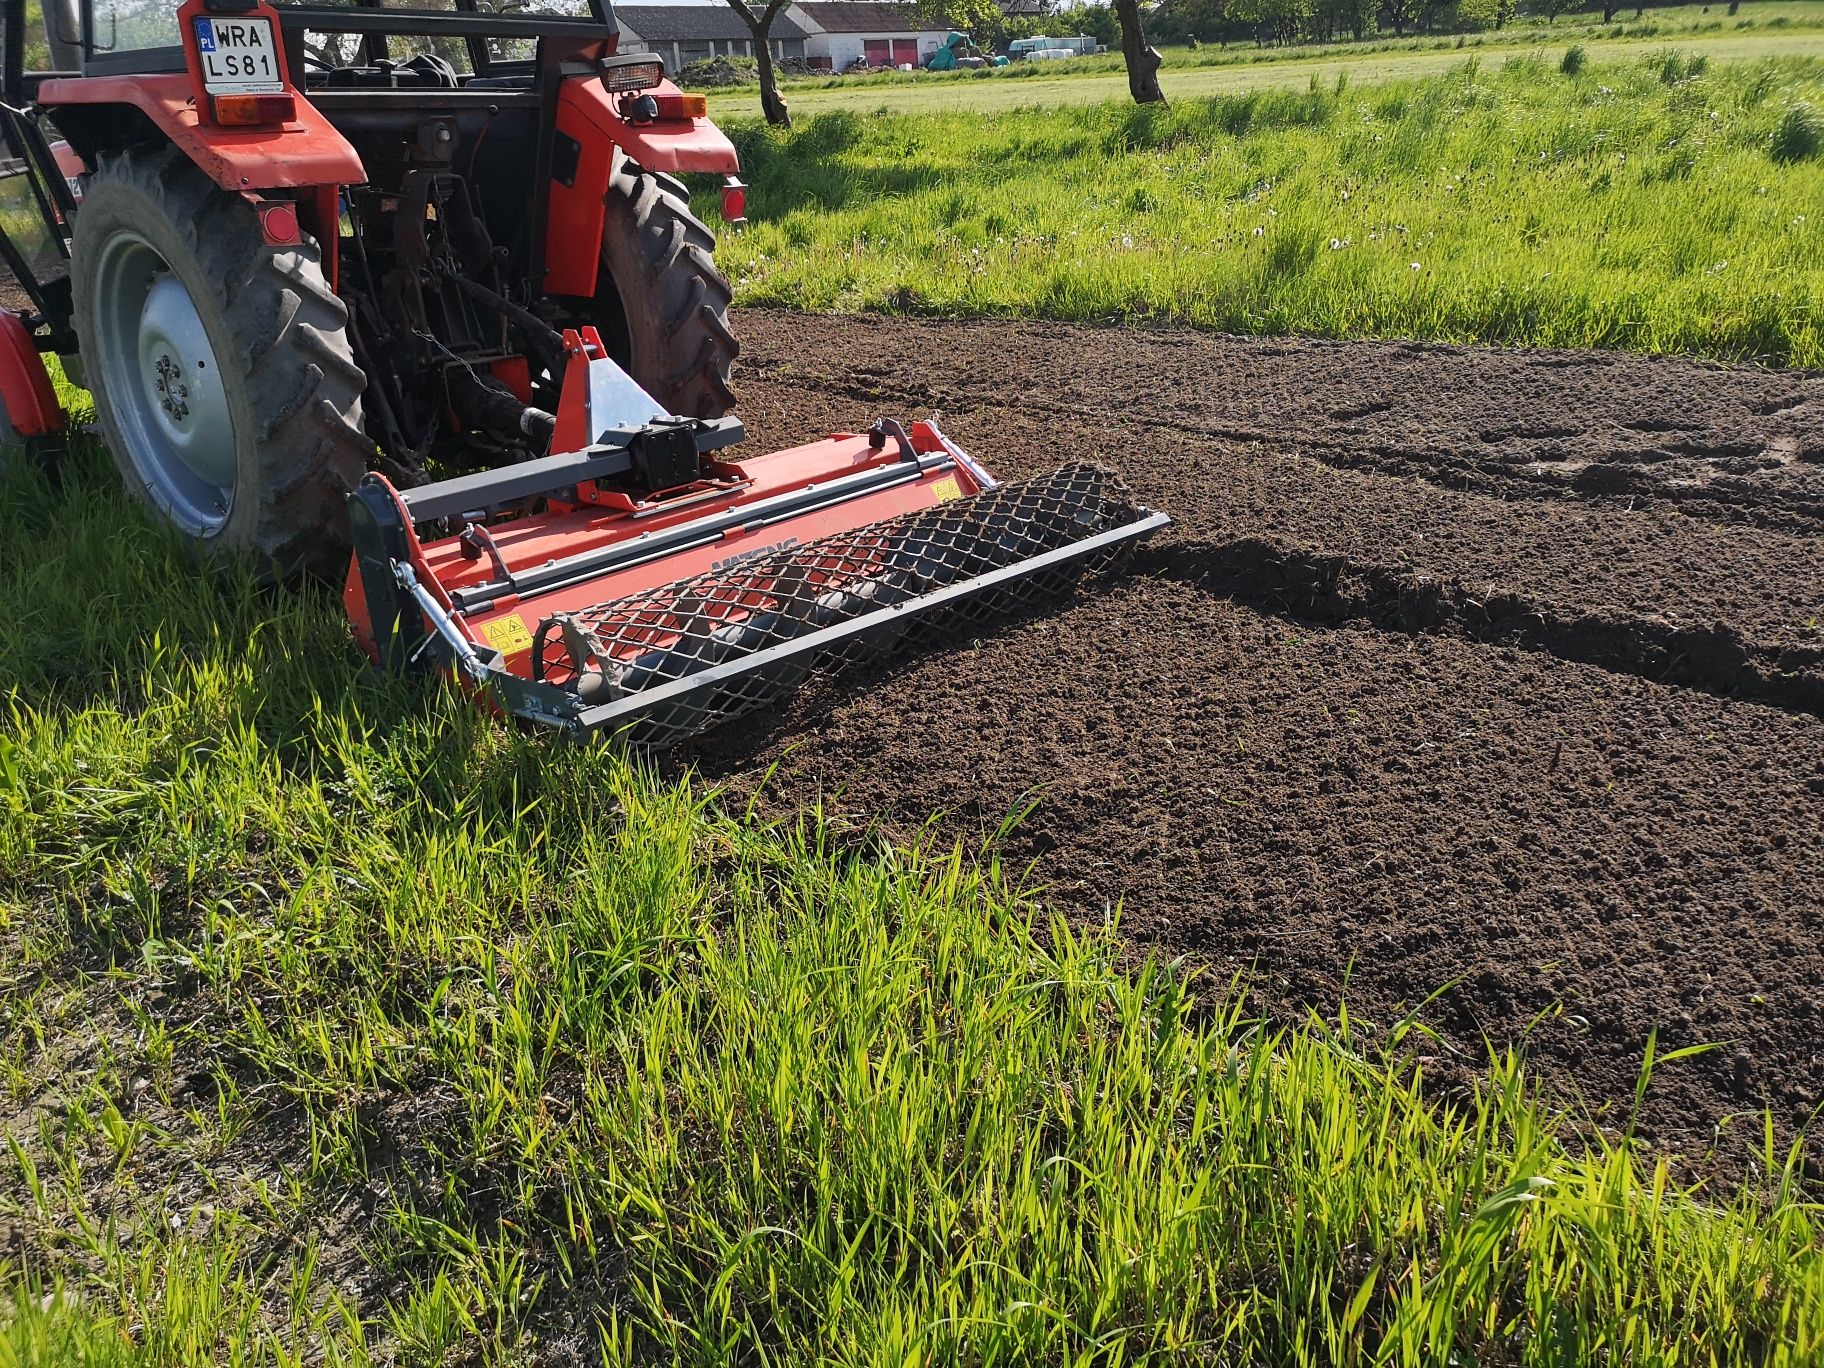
(191, 15, 283, 96)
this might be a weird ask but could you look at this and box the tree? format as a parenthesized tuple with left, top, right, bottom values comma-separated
(719, 0, 792, 126)
(914, 0, 1010, 47)
(1329, 0, 1373, 39)
(1380, 0, 1418, 34)
(1153, 0, 1227, 43)
(1455, 0, 1514, 28)
(1074, 3, 1121, 49)
(1235, 0, 1310, 44)
(1310, 0, 1371, 41)
(1112, 0, 1166, 103)
(1381, 0, 1455, 33)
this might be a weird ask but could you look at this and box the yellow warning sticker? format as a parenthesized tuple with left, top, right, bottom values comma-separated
(930, 476, 963, 504)
(482, 614, 533, 655)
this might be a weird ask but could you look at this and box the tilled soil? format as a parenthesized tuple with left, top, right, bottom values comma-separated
(682, 310, 1824, 1173)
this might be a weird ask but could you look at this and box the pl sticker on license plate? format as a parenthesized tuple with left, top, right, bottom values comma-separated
(192, 15, 283, 95)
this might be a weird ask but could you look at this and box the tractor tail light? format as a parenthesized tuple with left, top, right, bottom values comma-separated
(652, 92, 707, 120)
(720, 175, 747, 225)
(212, 93, 296, 126)
(602, 58, 663, 92)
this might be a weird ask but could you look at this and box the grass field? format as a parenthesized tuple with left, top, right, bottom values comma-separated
(708, 4, 1824, 115)
(2, 430, 1821, 1363)
(5, 37, 1824, 1368)
(713, 52, 1824, 364)
(733, 33, 1824, 115)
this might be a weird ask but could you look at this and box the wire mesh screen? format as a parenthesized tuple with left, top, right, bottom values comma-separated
(531, 462, 1153, 747)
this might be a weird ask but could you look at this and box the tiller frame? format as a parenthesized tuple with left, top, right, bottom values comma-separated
(345, 329, 1168, 745)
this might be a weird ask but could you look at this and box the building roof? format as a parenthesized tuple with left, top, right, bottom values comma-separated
(791, 2, 940, 34)
(615, 4, 810, 42)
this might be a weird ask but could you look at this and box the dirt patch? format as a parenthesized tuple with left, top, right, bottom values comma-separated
(683, 309, 1824, 1173)
(675, 56, 759, 88)
(675, 55, 819, 87)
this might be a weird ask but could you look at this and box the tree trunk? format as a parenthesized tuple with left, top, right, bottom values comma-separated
(1112, 0, 1165, 104)
(726, 0, 791, 127)
(751, 32, 790, 126)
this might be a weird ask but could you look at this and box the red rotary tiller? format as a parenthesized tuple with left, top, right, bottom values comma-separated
(346, 329, 1166, 744)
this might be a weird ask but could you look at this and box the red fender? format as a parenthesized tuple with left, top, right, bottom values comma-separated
(38, 73, 364, 194)
(545, 75, 740, 298)
(556, 69, 741, 176)
(40, 0, 362, 194)
(0, 310, 64, 438)
(46, 0, 364, 194)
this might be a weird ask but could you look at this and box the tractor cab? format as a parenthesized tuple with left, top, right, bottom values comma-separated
(73, 0, 610, 80)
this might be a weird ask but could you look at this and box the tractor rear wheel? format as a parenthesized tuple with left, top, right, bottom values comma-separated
(71, 146, 368, 579)
(584, 158, 738, 419)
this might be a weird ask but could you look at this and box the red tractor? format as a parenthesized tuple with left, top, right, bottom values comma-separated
(0, 0, 1163, 743)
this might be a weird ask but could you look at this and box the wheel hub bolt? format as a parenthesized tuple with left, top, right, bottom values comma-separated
(153, 353, 190, 422)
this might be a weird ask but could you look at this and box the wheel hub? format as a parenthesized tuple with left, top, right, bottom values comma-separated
(152, 353, 190, 422)
(89, 230, 238, 535)
(134, 272, 233, 487)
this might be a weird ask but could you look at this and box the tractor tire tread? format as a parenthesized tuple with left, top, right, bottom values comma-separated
(72, 145, 367, 581)
(592, 158, 737, 418)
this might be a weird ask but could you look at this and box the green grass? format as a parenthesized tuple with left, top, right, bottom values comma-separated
(711, 53, 1824, 364)
(6, 52, 1824, 1352)
(2, 437, 1823, 1356)
(710, 6, 1824, 116)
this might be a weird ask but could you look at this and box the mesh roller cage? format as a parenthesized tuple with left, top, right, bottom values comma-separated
(529, 463, 1165, 746)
